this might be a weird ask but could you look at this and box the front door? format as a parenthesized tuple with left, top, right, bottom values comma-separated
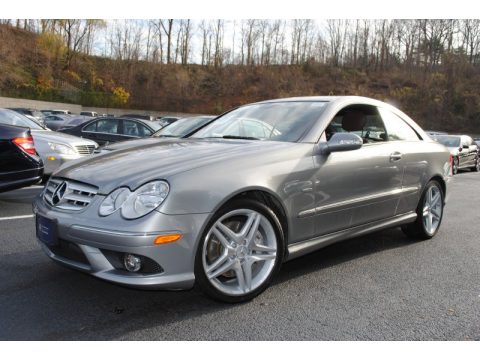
(312, 105, 404, 237)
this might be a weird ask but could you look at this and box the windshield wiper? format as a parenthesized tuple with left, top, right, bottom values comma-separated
(221, 135, 261, 140)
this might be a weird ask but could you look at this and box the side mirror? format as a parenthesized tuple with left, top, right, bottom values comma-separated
(319, 133, 363, 155)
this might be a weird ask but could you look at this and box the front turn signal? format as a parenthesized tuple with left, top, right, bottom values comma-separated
(154, 233, 182, 245)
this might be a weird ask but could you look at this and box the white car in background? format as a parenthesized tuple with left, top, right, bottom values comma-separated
(0, 108, 98, 178)
(80, 111, 98, 117)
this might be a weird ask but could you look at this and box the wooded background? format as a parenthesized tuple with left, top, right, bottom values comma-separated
(0, 19, 479, 132)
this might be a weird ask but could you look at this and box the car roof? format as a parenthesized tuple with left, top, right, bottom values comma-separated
(255, 95, 389, 107)
(83, 116, 155, 127)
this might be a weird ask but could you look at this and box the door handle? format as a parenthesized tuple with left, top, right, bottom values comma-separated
(390, 152, 403, 162)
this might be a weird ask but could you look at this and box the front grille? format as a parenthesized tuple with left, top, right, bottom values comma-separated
(75, 144, 96, 155)
(44, 177, 98, 211)
(47, 240, 89, 265)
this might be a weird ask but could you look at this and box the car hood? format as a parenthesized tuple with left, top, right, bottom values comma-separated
(99, 137, 164, 152)
(55, 138, 297, 194)
(31, 129, 98, 146)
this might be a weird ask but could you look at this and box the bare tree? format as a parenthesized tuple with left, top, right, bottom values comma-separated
(460, 19, 480, 64)
(160, 19, 175, 64)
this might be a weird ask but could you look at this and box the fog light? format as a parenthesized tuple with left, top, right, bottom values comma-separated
(123, 254, 142, 272)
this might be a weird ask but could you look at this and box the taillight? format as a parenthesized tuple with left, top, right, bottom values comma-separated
(449, 155, 453, 175)
(12, 136, 37, 156)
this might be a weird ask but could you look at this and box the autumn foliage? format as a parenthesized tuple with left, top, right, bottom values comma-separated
(0, 22, 479, 133)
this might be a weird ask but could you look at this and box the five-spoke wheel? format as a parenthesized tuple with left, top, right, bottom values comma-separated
(195, 199, 283, 302)
(422, 184, 443, 236)
(402, 180, 444, 240)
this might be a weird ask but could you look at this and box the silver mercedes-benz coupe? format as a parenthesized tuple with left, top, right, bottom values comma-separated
(33, 96, 452, 302)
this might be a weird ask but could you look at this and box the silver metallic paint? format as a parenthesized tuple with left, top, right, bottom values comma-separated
(34, 96, 452, 289)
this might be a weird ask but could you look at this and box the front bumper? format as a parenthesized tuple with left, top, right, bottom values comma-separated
(33, 195, 210, 290)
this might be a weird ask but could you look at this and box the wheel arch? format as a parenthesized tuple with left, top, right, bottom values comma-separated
(429, 175, 446, 202)
(198, 186, 290, 257)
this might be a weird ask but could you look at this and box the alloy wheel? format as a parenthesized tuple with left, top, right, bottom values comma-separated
(202, 209, 277, 296)
(422, 185, 443, 236)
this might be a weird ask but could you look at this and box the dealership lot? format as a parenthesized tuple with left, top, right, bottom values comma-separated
(0, 174, 479, 340)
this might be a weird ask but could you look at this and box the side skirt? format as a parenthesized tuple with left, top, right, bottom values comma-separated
(286, 212, 417, 261)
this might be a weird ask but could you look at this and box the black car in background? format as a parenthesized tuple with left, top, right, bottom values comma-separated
(153, 116, 215, 138)
(119, 114, 155, 121)
(97, 116, 217, 153)
(0, 124, 44, 192)
(57, 115, 94, 131)
(59, 116, 162, 145)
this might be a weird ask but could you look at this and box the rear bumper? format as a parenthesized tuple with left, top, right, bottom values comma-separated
(0, 167, 43, 192)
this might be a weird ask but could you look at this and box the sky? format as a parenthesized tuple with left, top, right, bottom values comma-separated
(3, 0, 480, 19)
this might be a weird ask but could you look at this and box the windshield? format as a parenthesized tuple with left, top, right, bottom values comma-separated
(31, 110, 44, 118)
(0, 109, 45, 130)
(192, 102, 327, 142)
(434, 135, 461, 147)
(153, 116, 213, 138)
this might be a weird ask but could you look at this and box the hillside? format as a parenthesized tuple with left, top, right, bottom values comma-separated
(1, 24, 479, 133)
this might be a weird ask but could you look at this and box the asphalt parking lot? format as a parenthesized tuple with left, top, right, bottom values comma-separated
(1, 173, 479, 341)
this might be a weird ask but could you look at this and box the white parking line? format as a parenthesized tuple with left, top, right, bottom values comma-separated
(0, 214, 35, 221)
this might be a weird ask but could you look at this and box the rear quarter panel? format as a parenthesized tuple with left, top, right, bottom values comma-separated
(396, 140, 451, 214)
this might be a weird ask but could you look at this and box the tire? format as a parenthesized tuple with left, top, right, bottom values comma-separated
(401, 180, 444, 240)
(452, 157, 459, 175)
(194, 198, 284, 303)
(471, 156, 480, 172)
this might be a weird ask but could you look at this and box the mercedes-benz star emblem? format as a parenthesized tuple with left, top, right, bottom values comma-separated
(51, 181, 68, 205)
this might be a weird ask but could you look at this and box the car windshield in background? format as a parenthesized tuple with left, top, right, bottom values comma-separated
(153, 116, 214, 138)
(0, 109, 45, 130)
(31, 110, 44, 118)
(434, 135, 461, 147)
(146, 121, 162, 132)
(193, 101, 327, 142)
(65, 116, 92, 127)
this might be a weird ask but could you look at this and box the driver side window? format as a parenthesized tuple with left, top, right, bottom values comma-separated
(325, 105, 387, 144)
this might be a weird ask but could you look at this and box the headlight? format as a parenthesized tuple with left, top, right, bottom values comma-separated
(48, 142, 77, 155)
(98, 188, 130, 216)
(98, 181, 170, 219)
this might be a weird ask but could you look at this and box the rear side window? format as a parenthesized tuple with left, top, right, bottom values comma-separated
(96, 119, 119, 134)
(84, 119, 119, 134)
(83, 121, 97, 132)
(379, 108, 420, 141)
(123, 120, 152, 137)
